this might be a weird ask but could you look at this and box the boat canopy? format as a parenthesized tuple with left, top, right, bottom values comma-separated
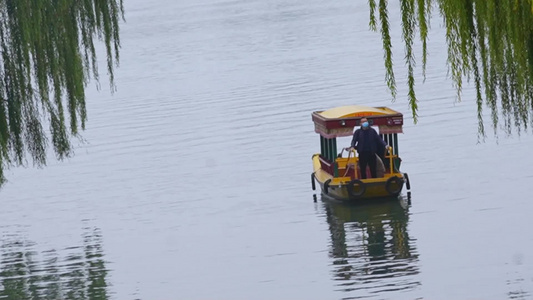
(312, 105, 403, 138)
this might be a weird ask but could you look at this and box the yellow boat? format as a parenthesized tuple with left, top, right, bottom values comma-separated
(311, 105, 410, 201)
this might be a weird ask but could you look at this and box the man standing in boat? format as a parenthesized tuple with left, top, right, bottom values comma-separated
(348, 117, 387, 179)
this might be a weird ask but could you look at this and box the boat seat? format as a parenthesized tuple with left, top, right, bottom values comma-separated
(319, 155, 335, 175)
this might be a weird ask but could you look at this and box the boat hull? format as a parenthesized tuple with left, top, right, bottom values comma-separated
(315, 178, 404, 201)
(312, 154, 405, 202)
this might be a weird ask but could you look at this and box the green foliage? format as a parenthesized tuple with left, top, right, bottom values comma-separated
(369, 0, 533, 138)
(0, 0, 123, 186)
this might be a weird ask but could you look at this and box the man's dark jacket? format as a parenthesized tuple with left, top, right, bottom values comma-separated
(351, 127, 387, 157)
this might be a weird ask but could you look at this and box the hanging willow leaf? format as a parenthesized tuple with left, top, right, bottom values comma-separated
(417, 0, 431, 79)
(370, 0, 533, 138)
(377, 0, 397, 99)
(400, 0, 418, 122)
(0, 0, 124, 186)
(369, 0, 378, 31)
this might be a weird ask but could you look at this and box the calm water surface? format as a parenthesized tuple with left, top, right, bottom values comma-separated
(1, 0, 533, 299)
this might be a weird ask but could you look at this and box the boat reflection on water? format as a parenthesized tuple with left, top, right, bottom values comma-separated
(323, 196, 420, 298)
(0, 227, 110, 299)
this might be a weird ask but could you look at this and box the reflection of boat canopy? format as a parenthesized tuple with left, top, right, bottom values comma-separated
(311, 105, 410, 201)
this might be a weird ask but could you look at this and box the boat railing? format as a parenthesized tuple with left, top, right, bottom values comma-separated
(384, 146, 397, 175)
(337, 146, 398, 178)
(337, 148, 358, 178)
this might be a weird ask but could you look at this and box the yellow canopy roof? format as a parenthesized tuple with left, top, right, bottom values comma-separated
(319, 105, 398, 119)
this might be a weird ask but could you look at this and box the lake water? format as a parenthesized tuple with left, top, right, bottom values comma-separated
(1, 0, 533, 299)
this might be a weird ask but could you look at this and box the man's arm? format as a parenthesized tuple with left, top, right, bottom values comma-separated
(377, 133, 387, 148)
(350, 130, 359, 148)
(373, 129, 387, 157)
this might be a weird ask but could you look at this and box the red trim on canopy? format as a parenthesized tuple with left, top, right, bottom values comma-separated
(378, 125, 403, 134)
(313, 113, 403, 137)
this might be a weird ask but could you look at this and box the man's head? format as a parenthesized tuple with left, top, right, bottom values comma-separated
(361, 118, 369, 129)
